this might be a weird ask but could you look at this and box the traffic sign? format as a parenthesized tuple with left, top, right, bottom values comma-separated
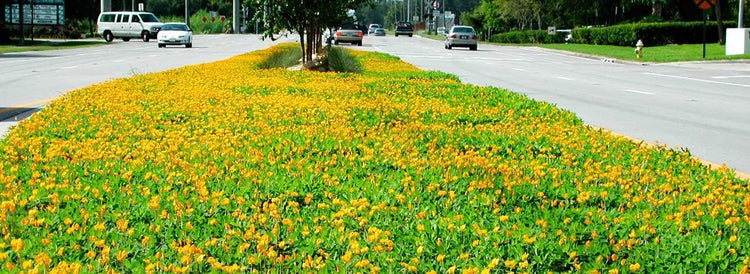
(695, 0, 715, 10)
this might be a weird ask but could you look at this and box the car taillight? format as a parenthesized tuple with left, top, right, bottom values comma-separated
(336, 31, 342, 37)
(472, 35, 477, 40)
(357, 32, 363, 37)
(450, 34, 456, 39)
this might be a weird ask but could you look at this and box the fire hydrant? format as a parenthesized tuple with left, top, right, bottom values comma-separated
(635, 39, 644, 58)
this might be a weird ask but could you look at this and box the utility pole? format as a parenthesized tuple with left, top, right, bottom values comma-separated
(442, 0, 445, 30)
(737, 0, 745, 29)
(185, 0, 189, 25)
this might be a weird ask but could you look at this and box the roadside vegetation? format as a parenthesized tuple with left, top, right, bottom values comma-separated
(255, 44, 303, 69)
(1, 44, 748, 272)
(0, 39, 104, 54)
(541, 43, 750, 62)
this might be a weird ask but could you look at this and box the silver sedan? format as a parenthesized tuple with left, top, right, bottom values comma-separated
(445, 26, 477, 51)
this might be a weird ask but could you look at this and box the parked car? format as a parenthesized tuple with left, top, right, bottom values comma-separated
(445, 25, 477, 50)
(97, 11, 163, 42)
(158, 23, 192, 48)
(395, 21, 413, 37)
(368, 24, 381, 35)
(374, 28, 386, 36)
(334, 24, 363, 46)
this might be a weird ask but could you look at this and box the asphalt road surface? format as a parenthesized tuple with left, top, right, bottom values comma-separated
(2, 34, 749, 175)
(354, 35, 750, 174)
(0, 34, 289, 136)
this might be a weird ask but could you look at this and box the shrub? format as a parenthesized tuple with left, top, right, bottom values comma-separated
(161, 10, 232, 34)
(327, 47, 362, 73)
(571, 21, 736, 46)
(491, 30, 568, 44)
(256, 44, 303, 69)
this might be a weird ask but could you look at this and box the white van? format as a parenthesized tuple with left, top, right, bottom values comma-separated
(97, 12, 163, 42)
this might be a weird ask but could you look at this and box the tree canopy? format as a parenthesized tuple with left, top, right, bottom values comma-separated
(251, 0, 372, 64)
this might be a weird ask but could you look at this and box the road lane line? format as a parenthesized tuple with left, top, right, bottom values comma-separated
(646, 72, 750, 88)
(556, 76, 573, 81)
(513, 68, 526, 71)
(711, 75, 750, 79)
(626, 89, 654, 95)
(61, 65, 79, 69)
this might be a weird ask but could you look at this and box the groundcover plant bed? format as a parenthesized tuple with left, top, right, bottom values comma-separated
(0, 44, 748, 273)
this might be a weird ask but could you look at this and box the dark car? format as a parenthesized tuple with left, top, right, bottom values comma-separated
(395, 21, 413, 37)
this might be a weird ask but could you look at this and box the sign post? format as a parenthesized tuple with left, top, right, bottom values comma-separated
(694, 0, 716, 58)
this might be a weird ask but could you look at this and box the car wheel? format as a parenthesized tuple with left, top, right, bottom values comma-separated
(142, 31, 150, 42)
(158, 43, 164, 48)
(334, 40, 339, 45)
(447, 44, 452, 50)
(104, 31, 114, 43)
(409, 34, 412, 37)
(358, 41, 362, 46)
(470, 46, 477, 51)
(395, 34, 398, 37)
(186, 43, 192, 48)
(122, 37, 130, 42)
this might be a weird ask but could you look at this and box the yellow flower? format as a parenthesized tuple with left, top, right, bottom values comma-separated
(354, 259, 371, 268)
(436, 254, 445, 262)
(34, 252, 52, 268)
(10, 239, 23, 252)
(629, 263, 641, 272)
(499, 215, 510, 222)
(341, 251, 353, 263)
(117, 250, 128, 262)
(504, 260, 517, 269)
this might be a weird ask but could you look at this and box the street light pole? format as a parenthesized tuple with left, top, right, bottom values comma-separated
(185, 0, 189, 25)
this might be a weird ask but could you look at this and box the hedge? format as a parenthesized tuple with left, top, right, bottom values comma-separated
(490, 21, 736, 46)
(490, 30, 568, 44)
(571, 21, 736, 46)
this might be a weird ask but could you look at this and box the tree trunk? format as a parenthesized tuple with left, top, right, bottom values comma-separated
(715, 0, 725, 45)
(299, 32, 306, 63)
(652, 2, 663, 17)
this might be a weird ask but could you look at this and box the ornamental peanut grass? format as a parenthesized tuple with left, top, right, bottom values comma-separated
(0, 44, 748, 273)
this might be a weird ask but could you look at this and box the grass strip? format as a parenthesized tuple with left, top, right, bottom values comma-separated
(0, 39, 105, 54)
(541, 43, 750, 62)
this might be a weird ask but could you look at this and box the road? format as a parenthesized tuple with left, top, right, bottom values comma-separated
(354, 35, 750, 174)
(2, 34, 749, 174)
(0, 34, 289, 135)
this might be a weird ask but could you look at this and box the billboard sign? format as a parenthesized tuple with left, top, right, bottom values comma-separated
(4, 0, 65, 26)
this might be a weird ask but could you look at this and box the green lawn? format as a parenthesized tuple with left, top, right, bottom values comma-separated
(419, 31, 750, 63)
(0, 39, 105, 54)
(540, 43, 750, 62)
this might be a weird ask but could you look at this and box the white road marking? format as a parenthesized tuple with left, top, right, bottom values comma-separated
(556, 76, 573, 81)
(513, 68, 526, 71)
(646, 72, 750, 88)
(711, 75, 750, 79)
(626, 89, 654, 95)
(113, 59, 124, 63)
(60, 65, 79, 69)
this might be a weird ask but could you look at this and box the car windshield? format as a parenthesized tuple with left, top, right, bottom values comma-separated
(452, 27, 474, 33)
(397, 22, 412, 28)
(139, 13, 160, 22)
(162, 24, 188, 31)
